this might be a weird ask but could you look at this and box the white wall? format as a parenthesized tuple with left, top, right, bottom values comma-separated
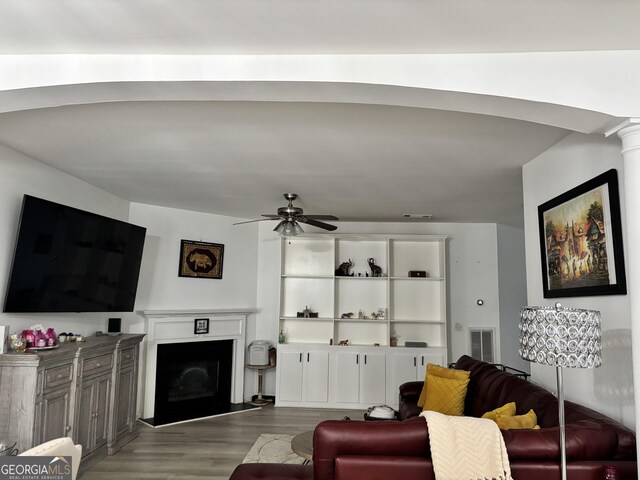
(522, 132, 635, 429)
(497, 224, 529, 373)
(256, 221, 508, 395)
(128, 203, 260, 400)
(0, 144, 136, 337)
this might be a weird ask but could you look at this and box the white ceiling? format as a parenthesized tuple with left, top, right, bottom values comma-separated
(2, 0, 640, 54)
(1, 0, 634, 227)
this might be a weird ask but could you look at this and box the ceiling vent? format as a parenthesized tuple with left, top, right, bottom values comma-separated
(469, 328, 495, 363)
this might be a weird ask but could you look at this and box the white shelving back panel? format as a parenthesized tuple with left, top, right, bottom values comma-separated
(283, 238, 334, 276)
(391, 322, 444, 348)
(335, 321, 387, 346)
(336, 279, 387, 318)
(335, 239, 388, 277)
(279, 319, 334, 345)
(390, 280, 443, 321)
(281, 277, 333, 318)
(390, 240, 443, 278)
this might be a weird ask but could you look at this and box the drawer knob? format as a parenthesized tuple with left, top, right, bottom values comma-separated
(56, 374, 62, 379)
(96, 363, 101, 367)
(65, 425, 71, 432)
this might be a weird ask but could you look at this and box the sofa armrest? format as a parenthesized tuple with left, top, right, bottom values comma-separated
(399, 381, 423, 402)
(313, 420, 429, 480)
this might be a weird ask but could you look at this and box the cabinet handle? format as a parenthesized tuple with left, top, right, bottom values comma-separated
(356, 354, 359, 364)
(56, 374, 63, 379)
(414, 357, 417, 367)
(65, 426, 71, 432)
(299, 353, 302, 362)
(364, 355, 367, 365)
(307, 353, 310, 362)
(421, 356, 424, 366)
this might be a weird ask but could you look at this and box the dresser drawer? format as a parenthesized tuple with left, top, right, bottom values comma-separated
(82, 353, 114, 376)
(43, 363, 74, 392)
(120, 347, 136, 367)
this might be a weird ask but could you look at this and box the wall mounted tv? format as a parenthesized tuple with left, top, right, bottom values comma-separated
(3, 195, 147, 313)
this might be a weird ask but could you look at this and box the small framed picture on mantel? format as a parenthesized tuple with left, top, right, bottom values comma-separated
(179, 239, 224, 279)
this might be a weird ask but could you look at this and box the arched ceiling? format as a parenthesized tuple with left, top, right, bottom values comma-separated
(0, 0, 636, 227)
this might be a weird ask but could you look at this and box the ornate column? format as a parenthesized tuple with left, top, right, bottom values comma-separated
(613, 120, 640, 462)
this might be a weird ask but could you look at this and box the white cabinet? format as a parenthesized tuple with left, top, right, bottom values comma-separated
(276, 234, 449, 410)
(386, 350, 446, 406)
(276, 347, 329, 406)
(335, 351, 386, 405)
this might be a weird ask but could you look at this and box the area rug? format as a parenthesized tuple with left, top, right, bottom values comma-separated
(242, 433, 305, 464)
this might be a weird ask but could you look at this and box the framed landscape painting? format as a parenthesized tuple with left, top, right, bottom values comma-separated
(538, 169, 626, 298)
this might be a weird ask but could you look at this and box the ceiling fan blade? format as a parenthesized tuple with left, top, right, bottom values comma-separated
(298, 217, 338, 231)
(261, 214, 283, 219)
(303, 214, 339, 221)
(233, 218, 274, 225)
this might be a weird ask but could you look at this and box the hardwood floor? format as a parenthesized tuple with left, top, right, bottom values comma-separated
(81, 405, 361, 480)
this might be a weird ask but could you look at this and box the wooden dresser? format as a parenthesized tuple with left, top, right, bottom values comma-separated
(0, 333, 145, 471)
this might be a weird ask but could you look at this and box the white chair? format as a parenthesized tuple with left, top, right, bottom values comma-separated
(19, 437, 82, 480)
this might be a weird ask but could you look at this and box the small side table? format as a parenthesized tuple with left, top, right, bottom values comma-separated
(291, 430, 313, 464)
(246, 363, 275, 406)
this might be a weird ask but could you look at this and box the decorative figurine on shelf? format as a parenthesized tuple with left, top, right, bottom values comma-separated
(341, 312, 354, 319)
(279, 329, 286, 344)
(297, 306, 318, 318)
(377, 308, 386, 320)
(303, 305, 311, 318)
(358, 309, 364, 319)
(338, 339, 349, 346)
(368, 258, 382, 277)
(335, 259, 354, 276)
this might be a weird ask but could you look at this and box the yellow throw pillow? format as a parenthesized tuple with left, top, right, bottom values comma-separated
(482, 402, 516, 421)
(417, 363, 470, 408)
(494, 409, 540, 430)
(423, 374, 470, 416)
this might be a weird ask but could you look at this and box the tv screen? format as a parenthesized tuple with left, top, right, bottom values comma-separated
(3, 195, 147, 313)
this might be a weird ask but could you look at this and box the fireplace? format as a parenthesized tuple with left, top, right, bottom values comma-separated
(142, 309, 256, 426)
(154, 339, 233, 425)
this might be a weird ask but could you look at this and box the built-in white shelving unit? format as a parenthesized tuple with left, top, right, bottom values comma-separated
(278, 234, 448, 349)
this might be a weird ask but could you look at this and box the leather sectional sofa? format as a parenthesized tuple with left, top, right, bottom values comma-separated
(230, 355, 637, 480)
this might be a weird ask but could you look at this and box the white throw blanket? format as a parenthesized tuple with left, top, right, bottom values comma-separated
(420, 411, 512, 480)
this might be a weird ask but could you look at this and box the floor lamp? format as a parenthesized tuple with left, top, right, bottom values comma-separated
(519, 304, 602, 480)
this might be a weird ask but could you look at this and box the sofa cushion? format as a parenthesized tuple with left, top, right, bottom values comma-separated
(482, 401, 516, 421)
(495, 409, 539, 430)
(417, 363, 470, 408)
(423, 374, 469, 416)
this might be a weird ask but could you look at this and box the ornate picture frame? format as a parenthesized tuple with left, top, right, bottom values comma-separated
(538, 169, 626, 298)
(178, 239, 224, 279)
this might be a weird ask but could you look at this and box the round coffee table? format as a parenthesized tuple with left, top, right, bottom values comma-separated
(290, 430, 313, 464)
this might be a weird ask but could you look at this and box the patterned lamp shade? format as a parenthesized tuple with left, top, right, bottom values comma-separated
(519, 305, 602, 369)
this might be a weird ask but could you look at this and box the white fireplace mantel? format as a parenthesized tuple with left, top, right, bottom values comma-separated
(141, 308, 258, 420)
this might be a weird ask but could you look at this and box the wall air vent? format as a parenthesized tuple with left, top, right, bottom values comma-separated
(469, 328, 495, 363)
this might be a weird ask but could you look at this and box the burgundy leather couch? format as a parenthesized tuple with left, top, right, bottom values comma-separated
(230, 355, 637, 480)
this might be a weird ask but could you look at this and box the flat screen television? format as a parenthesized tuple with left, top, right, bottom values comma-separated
(3, 195, 147, 313)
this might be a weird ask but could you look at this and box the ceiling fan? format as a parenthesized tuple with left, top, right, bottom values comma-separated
(234, 193, 339, 236)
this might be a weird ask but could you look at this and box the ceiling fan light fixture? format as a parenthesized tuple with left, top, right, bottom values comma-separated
(274, 219, 304, 237)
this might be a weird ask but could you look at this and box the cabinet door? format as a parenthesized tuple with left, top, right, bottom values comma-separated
(392, 354, 420, 388)
(423, 354, 445, 369)
(335, 352, 360, 403)
(115, 367, 135, 437)
(76, 381, 96, 451)
(303, 351, 329, 403)
(37, 388, 72, 444)
(278, 351, 304, 402)
(360, 353, 386, 404)
(93, 375, 112, 450)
